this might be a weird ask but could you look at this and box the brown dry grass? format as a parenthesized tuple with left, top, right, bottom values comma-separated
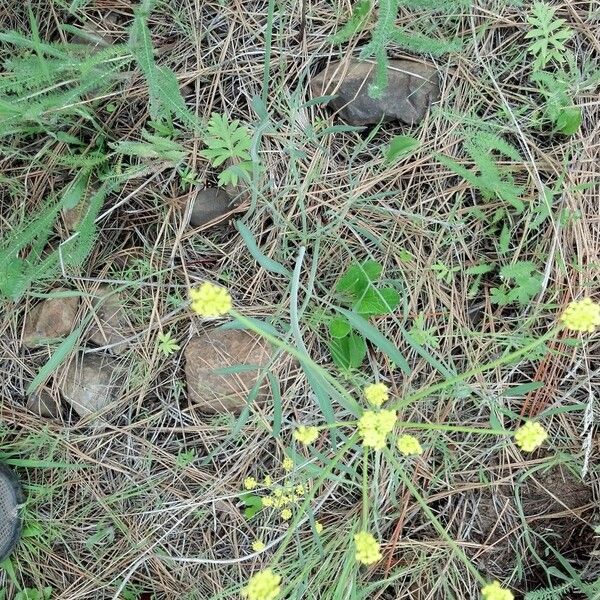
(0, 0, 599, 598)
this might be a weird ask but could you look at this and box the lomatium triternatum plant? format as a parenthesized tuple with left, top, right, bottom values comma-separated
(188, 282, 600, 600)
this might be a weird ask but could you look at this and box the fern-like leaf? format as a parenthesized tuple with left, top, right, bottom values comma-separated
(523, 581, 573, 600)
(200, 113, 253, 187)
(439, 130, 525, 213)
(330, 0, 372, 44)
(525, 2, 572, 71)
(355, 0, 461, 98)
(129, 7, 199, 132)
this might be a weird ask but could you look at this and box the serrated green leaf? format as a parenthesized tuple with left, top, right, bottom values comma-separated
(465, 263, 494, 276)
(130, 9, 198, 131)
(490, 287, 508, 306)
(329, 0, 372, 44)
(500, 261, 536, 281)
(498, 223, 511, 254)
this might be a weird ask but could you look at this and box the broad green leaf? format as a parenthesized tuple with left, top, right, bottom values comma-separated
(354, 287, 400, 316)
(335, 260, 382, 296)
(383, 135, 419, 163)
(556, 106, 581, 135)
(329, 332, 367, 370)
(241, 494, 263, 519)
(329, 317, 351, 339)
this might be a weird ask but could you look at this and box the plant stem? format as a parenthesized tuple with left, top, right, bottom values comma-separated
(390, 326, 559, 411)
(385, 448, 486, 586)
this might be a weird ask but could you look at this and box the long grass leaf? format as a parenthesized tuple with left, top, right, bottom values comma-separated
(337, 308, 411, 373)
(235, 220, 291, 277)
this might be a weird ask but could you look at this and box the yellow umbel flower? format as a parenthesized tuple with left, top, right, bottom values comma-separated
(281, 508, 292, 520)
(561, 298, 600, 333)
(282, 457, 293, 472)
(364, 383, 389, 407)
(514, 421, 548, 452)
(263, 475, 273, 487)
(262, 496, 273, 507)
(396, 434, 423, 456)
(242, 569, 281, 600)
(293, 425, 319, 446)
(189, 282, 232, 317)
(481, 581, 514, 600)
(357, 409, 397, 450)
(315, 521, 324, 534)
(244, 477, 258, 490)
(354, 531, 382, 565)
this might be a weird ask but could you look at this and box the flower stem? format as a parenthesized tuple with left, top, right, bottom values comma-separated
(385, 448, 486, 585)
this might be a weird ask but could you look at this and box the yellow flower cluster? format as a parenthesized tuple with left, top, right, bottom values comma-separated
(261, 482, 306, 523)
(293, 426, 319, 446)
(396, 434, 423, 456)
(242, 569, 281, 600)
(354, 531, 382, 565)
(514, 421, 548, 452)
(561, 298, 600, 333)
(315, 521, 324, 535)
(358, 409, 397, 450)
(244, 476, 258, 491)
(481, 581, 514, 600)
(189, 282, 232, 317)
(364, 383, 389, 407)
(252, 539, 265, 552)
(242, 458, 307, 522)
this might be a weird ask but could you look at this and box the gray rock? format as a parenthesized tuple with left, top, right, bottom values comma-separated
(60, 354, 122, 418)
(184, 329, 271, 414)
(87, 285, 130, 354)
(189, 188, 237, 228)
(23, 292, 79, 347)
(26, 388, 61, 419)
(310, 59, 440, 126)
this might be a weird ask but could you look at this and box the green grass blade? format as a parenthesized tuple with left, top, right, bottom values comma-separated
(235, 220, 291, 278)
(337, 308, 411, 374)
